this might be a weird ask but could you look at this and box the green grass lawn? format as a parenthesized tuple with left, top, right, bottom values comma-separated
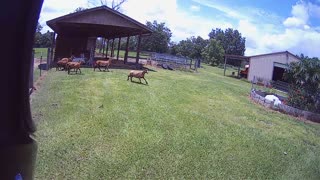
(34, 48, 48, 59)
(31, 65, 320, 179)
(33, 68, 40, 83)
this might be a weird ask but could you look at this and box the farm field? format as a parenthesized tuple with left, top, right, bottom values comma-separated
(31, 65, 320, 179)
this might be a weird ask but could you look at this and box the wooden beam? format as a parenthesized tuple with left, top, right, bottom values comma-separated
(224, 56, 227, 76)
(136, 33, 142, 64)
(111, 38, 115, 58)
(124, 36, 130, 64)
(105, 39, 109, 58)
(117, 37, 121, 60)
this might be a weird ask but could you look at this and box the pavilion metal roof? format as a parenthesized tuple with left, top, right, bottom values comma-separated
(46, 6, 153, 38)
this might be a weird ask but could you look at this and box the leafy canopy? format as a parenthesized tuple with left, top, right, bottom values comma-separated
(285, 55, 320, 113)
(209, 28, 246, 56)
(141, 21, 172, 53)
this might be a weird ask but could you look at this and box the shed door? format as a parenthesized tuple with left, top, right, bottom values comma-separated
(272, 62, 288, 82)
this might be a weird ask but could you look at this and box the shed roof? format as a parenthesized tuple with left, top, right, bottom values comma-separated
(46, 6, 152, 38)
(249, 51, 299, 59)
(224, 54, 250, 60)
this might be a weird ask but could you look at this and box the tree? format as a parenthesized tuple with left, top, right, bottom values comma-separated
(189, 36, 208, 59)
(174, 39, 193, 57)
(88, 0, 127, 11)
(74, 7, 87, 12)
(201, 39, 224, 66)
(39, 31, 54, 47)
(34, 23, 54, 48)
(171, 36, 208, 58)
(140, 21, 172, 53)
(34, 23, 43, 47)
(169, 41, 178, 55)
(284, 57, 320, 113)
(209, 28, 246, 55)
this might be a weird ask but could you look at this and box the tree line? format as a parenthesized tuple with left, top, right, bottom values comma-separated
(34, 23, 54, 48)
(95, 20, 246, 67)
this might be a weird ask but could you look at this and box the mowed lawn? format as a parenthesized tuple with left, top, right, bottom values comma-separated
(31, 65, 320, 179)
(33, 48, 48, 59)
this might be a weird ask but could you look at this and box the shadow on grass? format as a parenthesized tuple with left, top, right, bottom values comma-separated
(67, 73, 85, 75)
(128, 80, 149, 86)
(93, 70, 111, 72)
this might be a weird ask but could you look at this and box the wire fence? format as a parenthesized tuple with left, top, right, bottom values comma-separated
(149, 53, 200, 71)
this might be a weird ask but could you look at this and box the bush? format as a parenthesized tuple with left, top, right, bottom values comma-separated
(285, 58, 320, 113)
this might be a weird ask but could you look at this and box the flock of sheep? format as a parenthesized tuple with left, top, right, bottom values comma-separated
(56, 57, 148, 84)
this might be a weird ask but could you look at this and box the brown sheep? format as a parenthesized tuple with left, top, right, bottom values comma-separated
(66, 61, 81, 74)
(94, 58, 112, 71)
(56, 57, 73, 71)
(127, 69, 148, 84)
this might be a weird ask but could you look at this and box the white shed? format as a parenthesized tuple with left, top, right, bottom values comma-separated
(247, 51, 300, 82)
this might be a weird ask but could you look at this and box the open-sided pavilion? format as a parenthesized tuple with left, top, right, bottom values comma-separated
(46, 5, 152, 64)
(223, 54, 250, 77)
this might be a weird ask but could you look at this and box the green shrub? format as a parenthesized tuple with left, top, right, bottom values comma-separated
(285, 58, 320, 113)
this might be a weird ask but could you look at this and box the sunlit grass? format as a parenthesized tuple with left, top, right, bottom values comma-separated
(32, 65, 320, 179)
(33, 48, 48, 59)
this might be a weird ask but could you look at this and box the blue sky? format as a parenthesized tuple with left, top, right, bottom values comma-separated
(40, 0, 320, 57)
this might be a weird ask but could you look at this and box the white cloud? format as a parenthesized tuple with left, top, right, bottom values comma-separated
(239, 19, 320, 57)
(191, 0, 248, 20)
(283, 2, 309, 28)
(122, 0, 232, 41)
(309, 2, 320, 18)
(192, 0, 320, 57)
(39, 0, 88, 32)
(39, 0, 320, 58)
(190, 5, 200, 12)
(283, 17, 306, 27)
(283, 1, 320, 28)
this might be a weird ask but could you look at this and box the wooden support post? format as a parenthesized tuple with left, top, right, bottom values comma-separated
(237, 65, 241, 78)
(117, 37, 121, 60)
(223, 56, 227, 76)
(29, 50, 35, 91)
(102, 38, 106, 57)
(136, 33, 142, 64)
(124, 36, 130, 64)
(105, 39, 109, 58)
(50, 32, 56, 67)
(111, 38, 115, 58)
(47, 48, 51, 70)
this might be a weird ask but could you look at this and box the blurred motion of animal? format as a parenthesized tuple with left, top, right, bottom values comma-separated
(66, 61, 81, 74)
(94, 59, 112, 71)
(56, 57, 73, 71)
(127, 69, 148, 84)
